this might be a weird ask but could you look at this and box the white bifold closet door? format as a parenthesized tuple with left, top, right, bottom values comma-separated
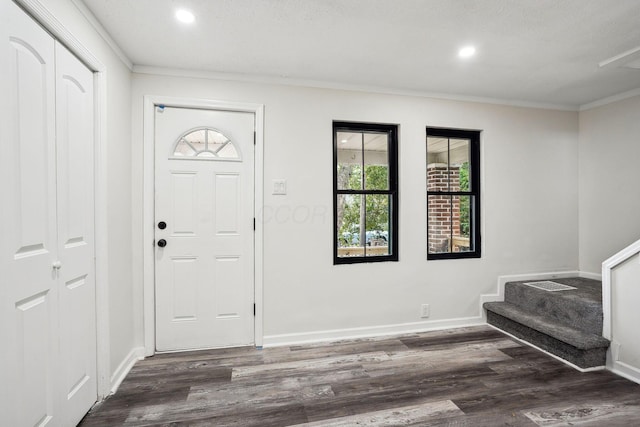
(0, 1, 97, 426)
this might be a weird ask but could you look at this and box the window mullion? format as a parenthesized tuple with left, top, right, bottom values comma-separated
(449, 195, 454, 253)
(447, 137, 451, 193)
(360, 133, 366, 253)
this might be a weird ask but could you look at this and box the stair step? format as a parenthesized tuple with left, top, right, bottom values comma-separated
(484, 301, 609, 369)
(504, 278, 603, 335)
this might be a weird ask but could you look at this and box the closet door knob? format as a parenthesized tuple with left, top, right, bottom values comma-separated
(52, 261, 62, 269)
(157, 239, 167, 248)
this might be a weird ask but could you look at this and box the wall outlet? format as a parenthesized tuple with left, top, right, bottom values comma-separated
(420, 304, 430, 318)
(612, 342, 621, 361)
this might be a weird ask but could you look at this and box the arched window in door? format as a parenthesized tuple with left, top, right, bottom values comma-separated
(171, 127, 240, 160)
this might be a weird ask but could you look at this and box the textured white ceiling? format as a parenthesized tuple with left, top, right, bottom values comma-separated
(81, 0, 640, 108)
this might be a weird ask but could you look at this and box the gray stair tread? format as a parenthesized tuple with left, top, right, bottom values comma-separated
(508, 277, 602, 304)
(484, 301, 609, 350)
(504, 279, 604, 335)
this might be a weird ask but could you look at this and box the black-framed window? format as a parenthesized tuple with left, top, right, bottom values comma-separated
(426, 127, 480, 260)
(333, 121, 398, 264)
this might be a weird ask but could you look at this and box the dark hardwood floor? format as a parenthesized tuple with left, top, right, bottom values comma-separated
(79, 326, 640, 426)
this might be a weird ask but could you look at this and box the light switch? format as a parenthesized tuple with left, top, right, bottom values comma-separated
(272, 179, 287, 195)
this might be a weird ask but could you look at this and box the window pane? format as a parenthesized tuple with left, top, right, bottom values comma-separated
(428, 195, 475, 254)
(427, 136, 449, 191)
(365, 194, 390, 257)
(184, 129, 207, 149)
(207, 129, 229, 150)
(427, 136, 471, 192)
(174, 138, 196, 156)
(337, 131, 363, 190)
(454, 195, 474, 253)
(428, 195, 451, 254)
(336, 194, 365, 257)
(337, 164, 362, 191)
(217, 142, 238, 158)
(449, 138, 470, 191)
(197, 150, 215, 158)
(364, 133, 389, 190)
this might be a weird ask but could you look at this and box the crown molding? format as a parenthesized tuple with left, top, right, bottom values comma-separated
(580, 87, 640, 111)
(133, 65, 578, 112)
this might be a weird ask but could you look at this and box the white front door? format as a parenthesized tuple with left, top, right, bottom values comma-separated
(154, 106, 255, 352)
(0, 2, 96, 425)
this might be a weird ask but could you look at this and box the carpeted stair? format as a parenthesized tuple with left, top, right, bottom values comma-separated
(484, 277, 609, 369)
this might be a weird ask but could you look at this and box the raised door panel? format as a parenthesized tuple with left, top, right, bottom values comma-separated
(170, 256, 199, 321)
(214, 173, 241, 235)
(0, 2, 58, 425)
(171, 171, 197, 235)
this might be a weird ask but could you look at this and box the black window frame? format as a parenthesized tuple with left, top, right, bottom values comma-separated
(333, 121, 399, 264)
(426, 127, 481, 260)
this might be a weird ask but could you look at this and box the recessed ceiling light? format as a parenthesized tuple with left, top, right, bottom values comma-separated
(176, 9, 195, 24)
(458, 46, 476, 59)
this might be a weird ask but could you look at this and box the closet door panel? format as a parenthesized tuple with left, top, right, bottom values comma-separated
(0, 1, 58, 426)
(55, 42, 97, 426)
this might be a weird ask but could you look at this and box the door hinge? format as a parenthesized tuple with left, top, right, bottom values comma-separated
(253, 131, 256, 145)
(253, 218, 256, 230)
(253, 303, 256, 316)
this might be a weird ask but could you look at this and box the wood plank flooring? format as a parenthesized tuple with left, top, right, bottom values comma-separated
(78, 326, 640, 426)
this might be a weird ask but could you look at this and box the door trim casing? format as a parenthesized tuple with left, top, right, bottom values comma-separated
(143, 96, 264, 355)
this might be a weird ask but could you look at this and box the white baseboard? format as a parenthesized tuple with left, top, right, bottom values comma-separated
(479, 270, 581, 321)
(109, 346, 145, 394)
(609, 360, 640, 385)
(579, 271, 602, 281)
(262, 317, 485, 348)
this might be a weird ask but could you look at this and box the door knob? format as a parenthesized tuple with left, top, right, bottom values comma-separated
(158, 221, 167, 230)
(157, 239, 167, 248)
(52, 261, 62, 269)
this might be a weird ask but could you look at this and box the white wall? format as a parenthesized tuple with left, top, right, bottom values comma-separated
(132, 73, 579, 342)
(39, 0, 135, 379)
(578, 95, 640, 273)
(610, 253, 640, 381)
